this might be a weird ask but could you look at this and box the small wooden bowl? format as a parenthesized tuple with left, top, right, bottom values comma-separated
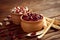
(11, 13, 21, 25)
(20, 15, 45, 33)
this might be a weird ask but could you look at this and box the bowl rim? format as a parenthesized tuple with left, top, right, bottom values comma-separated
(20, 14, 44, 23)
(11, 13, 22, 16)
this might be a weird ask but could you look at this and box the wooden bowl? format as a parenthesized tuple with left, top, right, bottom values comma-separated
(20, 15, 45, 33)
(11, 13, 21, 25)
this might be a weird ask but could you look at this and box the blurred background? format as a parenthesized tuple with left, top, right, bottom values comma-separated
(0, 0, 60, 40)
(0, 0, 60, 21)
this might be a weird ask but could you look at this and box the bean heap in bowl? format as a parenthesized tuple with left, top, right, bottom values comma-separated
(22, 13, 43, 21)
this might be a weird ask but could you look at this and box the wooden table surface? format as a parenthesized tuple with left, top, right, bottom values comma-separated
(0, 0, 60, 40)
